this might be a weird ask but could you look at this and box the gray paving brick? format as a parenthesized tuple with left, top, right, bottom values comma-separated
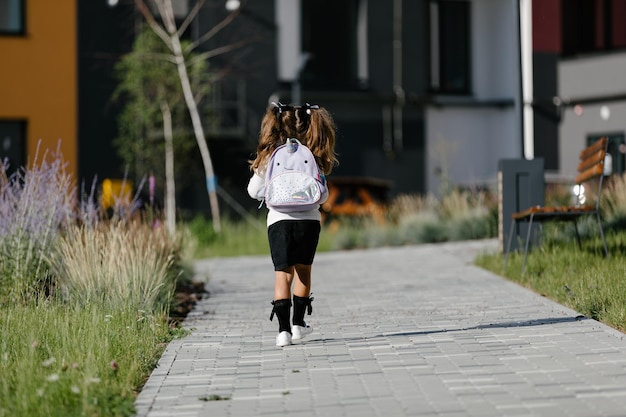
(134, 240, 626, 416)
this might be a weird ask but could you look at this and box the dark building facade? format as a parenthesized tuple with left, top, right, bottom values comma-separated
(9, 1, 624, 218)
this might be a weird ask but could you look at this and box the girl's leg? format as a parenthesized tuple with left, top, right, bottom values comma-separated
(274, 267, 295, 300)
(293, 264, 311, 297)
(292, 264, 314, 339)
(272, 267, 294, 346)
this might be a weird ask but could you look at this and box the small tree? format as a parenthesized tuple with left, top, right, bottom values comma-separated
(134, 0, 247, 232)
(113, 26, 210, 235)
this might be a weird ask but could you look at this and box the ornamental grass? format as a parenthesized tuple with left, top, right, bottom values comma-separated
(0, 148, 184, 417)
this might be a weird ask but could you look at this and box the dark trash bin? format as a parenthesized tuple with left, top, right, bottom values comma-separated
(498, 158, 544, 253)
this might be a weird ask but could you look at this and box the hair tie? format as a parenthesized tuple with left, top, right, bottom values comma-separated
(303, 103, 319, 115)
(271, 101, 284, 114)
(272, 101, 296, 114)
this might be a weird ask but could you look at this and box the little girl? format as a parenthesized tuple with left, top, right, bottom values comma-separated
(247, 102, 338, 347)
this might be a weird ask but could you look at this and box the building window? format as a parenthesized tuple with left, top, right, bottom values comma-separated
(562, 0, 626, 56)
(429, 0, 471, 95)
(0, 0, 25, 35)
(301, 0, 363, 90)
(0, 121, 26, 176)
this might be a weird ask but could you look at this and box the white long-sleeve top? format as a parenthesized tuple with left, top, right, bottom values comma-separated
(247, 171, 327, 227)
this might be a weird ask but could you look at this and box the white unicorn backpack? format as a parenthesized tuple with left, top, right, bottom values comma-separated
(263, 138, 327, 212)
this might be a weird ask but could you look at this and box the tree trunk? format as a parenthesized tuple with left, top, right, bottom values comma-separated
(170, 36, 221, 232)
(160, 100, 176, 236)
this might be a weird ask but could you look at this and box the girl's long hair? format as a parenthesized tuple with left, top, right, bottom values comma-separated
(250, 104, 339, 175)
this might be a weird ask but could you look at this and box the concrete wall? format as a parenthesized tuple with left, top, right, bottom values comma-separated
(425, 0, 522, 195)
(426, 107, 518, 193)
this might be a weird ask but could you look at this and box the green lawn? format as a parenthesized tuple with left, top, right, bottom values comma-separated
(476, 228, 626, 333)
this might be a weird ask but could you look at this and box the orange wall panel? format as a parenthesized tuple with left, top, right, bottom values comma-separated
(0, 1, 77, 178)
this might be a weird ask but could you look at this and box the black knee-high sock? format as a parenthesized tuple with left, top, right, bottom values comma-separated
(292, 295, 313, 327)
(270, 299, 291, 333)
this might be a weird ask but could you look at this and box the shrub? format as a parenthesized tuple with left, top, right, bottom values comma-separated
(49, 221, 179, 312)
(397, 211, 446, 244)
(0, 147, 184, 416)
(602, 172, 626, 228)
(387, 193, 439, 224)
(330, 188, 497, 250)
(445, 212, 493, 241)
(0, 148, 75, 304)
(186, 215, 218, 247)
(544, 182, 573, 206)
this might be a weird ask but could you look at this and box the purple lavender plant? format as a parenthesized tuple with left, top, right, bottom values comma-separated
(80, 176, 101, 228)
(149, 174, 155, 207)
(0, 146, 75, 303)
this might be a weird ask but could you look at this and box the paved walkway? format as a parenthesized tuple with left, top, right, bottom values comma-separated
(135, 240, 626, 417)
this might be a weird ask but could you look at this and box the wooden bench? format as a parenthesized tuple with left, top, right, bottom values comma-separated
(504, 137, 609, 273)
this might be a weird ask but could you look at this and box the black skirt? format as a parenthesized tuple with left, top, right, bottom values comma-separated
(268, 220, 321, 271)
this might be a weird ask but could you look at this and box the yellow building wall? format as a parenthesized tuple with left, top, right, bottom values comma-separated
(0, 1, 77, 178)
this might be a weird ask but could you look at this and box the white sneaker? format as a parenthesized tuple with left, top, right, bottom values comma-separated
(292, 324, 313, 341)
(276, 331, 292, 347)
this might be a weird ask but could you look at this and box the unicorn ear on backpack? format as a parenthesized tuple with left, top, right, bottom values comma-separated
(286, 138, 299, 154)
